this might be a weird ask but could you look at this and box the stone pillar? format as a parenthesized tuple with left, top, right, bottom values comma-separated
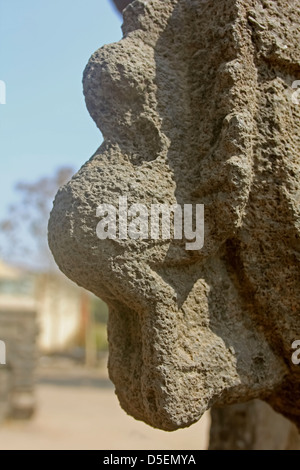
(0, 308, 37, 421)
(209, 401, 300, 450)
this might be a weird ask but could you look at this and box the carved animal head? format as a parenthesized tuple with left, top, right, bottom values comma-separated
(48, 0, 300, 430)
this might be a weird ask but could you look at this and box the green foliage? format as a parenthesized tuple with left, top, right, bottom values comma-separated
(93, 323, 108, 351)
(90, 295, 109, 324)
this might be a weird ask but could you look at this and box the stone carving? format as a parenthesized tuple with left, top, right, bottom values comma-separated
(48, 0, 300, 431)
(111, 0, 133, 13)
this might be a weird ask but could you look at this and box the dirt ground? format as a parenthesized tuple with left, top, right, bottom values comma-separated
(0, 357, 210, 450)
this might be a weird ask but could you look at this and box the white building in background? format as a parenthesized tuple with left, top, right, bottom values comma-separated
(35, 272, 84, 352)
(0, 260, 84, 353)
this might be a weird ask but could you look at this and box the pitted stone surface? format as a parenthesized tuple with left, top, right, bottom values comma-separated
(49, 0, 300, 430)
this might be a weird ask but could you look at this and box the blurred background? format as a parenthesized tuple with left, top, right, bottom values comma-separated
(0, 0, 210, 449)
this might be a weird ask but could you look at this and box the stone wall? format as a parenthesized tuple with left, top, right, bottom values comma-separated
(0, 308, 37, 421)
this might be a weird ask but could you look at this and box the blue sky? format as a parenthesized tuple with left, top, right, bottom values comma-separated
(0, 0, 122, 222)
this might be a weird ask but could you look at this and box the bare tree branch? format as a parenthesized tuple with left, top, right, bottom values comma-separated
(0, 167, 74, 271)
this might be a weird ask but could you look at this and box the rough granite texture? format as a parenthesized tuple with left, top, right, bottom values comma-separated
(48, 0, 300, 431)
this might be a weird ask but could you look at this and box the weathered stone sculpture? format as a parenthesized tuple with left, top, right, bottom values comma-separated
(48, 0, 300, 431)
